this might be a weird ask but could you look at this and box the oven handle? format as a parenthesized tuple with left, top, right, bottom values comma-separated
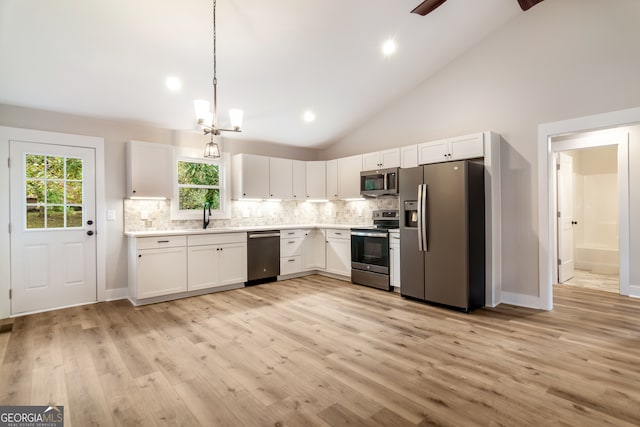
(350, 231, 389, 238)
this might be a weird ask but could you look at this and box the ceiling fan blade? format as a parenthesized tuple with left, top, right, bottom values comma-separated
(411, 0, 448, 16)
(517, 0, 544, 11)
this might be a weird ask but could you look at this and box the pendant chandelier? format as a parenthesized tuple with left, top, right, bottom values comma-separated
(194, 0, 243, 158)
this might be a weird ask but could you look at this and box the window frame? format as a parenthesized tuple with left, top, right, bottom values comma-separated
(171, 152, 231, 220)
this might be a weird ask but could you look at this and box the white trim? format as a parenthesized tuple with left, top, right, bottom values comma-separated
(500, 291, 543, 310)
(538, 107, 640, 310)
(103, 287, 129, 301)
(0, 126, 106, 319)
(170, 151, 231, 220)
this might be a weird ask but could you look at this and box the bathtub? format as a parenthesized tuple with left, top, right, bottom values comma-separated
(574, 246, 619, 274)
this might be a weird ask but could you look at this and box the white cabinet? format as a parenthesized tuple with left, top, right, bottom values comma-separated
(362, 148, 400, 170)
(337, 155, 363, 199)
(129, 236, 187, 299)
(187, 233, 247, 290)
(325, 229, 351, 277)
(302, 228, 326, 270)
(326, 159, 338, 200)
(280, 229, 305, 275)
(269, 157, 293, 199)
(306, 161, 326, 200)
(326, 155, 363, 200)
(389, 231, 400, 289)
(401, 145, 418, 169)
(126, 140, 173, 198)
(292, 160, 306, 200)
(418, 133, 484, 165)
(232, 154, 270, 199)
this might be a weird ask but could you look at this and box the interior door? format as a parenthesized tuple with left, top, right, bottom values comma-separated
(10, 141, 97, 314)
(557, 152, 575, 283)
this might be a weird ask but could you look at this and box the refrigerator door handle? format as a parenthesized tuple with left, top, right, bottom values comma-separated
(422, 184, 428, 251)
(417, 184, 424, 251)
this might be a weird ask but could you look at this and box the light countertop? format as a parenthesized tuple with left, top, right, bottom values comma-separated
(125, 223, 364, 238)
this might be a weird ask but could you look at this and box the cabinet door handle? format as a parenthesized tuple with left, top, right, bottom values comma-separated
(288, 259, 296, 262)
(288, 241, 295, 244)
(157, 240, 169, 243)
(334, 232, 342, 235)
(138, 254, 142, 258)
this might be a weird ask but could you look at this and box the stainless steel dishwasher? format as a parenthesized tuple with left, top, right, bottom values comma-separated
(246, 230, 281, 284)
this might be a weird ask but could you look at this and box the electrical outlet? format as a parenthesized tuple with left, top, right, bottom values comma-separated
(242, 209, 250, 218)
(140, 211, 149, 220)
(107, 210, 116, 221)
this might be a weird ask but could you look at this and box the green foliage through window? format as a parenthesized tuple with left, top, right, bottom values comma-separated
(25, 153, 83, 229)
(177, 159, 221, 210)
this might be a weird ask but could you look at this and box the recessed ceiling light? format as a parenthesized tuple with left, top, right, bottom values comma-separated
(166, 76, 182, 91)
(303, 110, 316, 123)
(382, 39, 397, 57)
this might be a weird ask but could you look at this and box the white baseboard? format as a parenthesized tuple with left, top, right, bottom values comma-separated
(500, 291, 546, 310)
(102, 287, 129, 301)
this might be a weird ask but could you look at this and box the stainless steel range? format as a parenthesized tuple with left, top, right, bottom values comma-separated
(350, 210, 399, 291)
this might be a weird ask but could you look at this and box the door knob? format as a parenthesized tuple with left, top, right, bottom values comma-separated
(87, 220, 93, 225)
(87, 230, 94, 236)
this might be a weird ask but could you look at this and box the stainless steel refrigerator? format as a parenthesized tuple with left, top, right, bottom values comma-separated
(399, 160, 485, 311)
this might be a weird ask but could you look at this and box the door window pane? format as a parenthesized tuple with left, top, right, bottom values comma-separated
(26, 206, 45, 229)
(66, 206, 83, 228)
(24, 153, 84, 230)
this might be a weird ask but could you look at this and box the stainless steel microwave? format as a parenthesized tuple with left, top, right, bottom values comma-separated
(360, 167, 399, 197)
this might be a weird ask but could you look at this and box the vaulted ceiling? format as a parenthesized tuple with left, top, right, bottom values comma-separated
(0, 0, 524, 148)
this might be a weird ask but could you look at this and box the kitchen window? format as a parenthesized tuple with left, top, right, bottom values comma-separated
(171, 154, 230, 220)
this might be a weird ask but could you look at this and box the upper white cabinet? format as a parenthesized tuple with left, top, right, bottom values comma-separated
(401, 145, 418, 169)
(232, 154, 270, 199)
(306, 161, 326, 200)
(126, 140, 173, 198)
(269, 157, 293, 199)
(337, 155, 363, 199)
(326, 159, 338, 200)
(292, 160, 306, 200)
(362, 148, 400, 170)
(418, 133, 484, 165)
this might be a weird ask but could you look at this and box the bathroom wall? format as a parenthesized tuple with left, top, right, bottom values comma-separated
(124, 198, 400, 232)
(572, 145, 619, 273)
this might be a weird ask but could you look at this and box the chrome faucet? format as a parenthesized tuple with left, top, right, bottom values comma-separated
(203, 202, 211, 229)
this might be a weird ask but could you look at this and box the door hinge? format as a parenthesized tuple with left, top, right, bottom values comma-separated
(9, 289, 11, 299)
(7, 157, 10, 168)
(556, 163, 560, 171)
(8, 223, 11, 234)
(557, 211, 561, 218)
(557, 259, 562, 266)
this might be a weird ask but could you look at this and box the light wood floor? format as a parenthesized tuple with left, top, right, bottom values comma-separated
(1, 275, 639, 426)
(564, 269, 619, 294)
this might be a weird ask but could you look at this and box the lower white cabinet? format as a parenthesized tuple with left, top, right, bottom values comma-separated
(129, 233, 246, 304)
(302, 228, 326, 270)
(130, 236, 188, 299)
(187, 233, 247, 290)
(325, 229, 351, 277)
(389, 231, 400, 289)
(280, 229, 304, 275)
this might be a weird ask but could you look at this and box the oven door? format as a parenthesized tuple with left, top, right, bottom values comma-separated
(350, 231, 389, 274)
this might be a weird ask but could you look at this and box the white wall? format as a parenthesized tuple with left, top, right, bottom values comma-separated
(0, 104, 318, 292)
(320, 0, 640, 297)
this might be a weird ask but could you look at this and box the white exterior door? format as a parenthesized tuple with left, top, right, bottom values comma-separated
(10, 141, 97, 314)
(557, 152, 575, 283)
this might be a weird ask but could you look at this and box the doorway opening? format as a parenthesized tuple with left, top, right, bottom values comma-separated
(555, 144, 619, 294)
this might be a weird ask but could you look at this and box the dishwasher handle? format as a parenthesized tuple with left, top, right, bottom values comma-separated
(248, 231, 281, 238)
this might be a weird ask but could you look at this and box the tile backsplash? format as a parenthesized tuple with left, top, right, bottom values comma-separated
(124, 198, 399, 232)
